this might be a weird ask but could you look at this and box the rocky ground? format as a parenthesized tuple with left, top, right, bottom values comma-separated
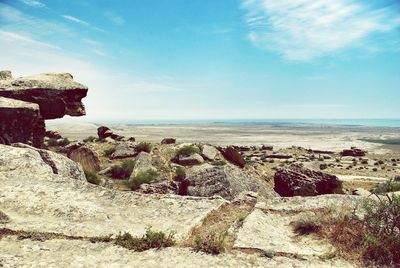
(1, 125, 399, 267)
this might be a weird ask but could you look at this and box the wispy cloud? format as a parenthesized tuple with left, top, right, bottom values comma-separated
(104, 12, 125, 26)
(0, 30, 60, 49)
(242, 0, 400, 61)
(62, 14, 105, 32)
(21, 0, 46, 8)
(125, 81, 183, 93)
(62, 15, 90, 27)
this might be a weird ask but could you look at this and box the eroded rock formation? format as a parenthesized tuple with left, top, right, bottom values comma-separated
(0, 71, 88, 147)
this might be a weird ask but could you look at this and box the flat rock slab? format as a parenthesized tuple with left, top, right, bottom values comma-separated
(234, 209, 334, 256)
(234, 195, 362, 263)
(0, 237, 356, 268)
(0, 145, 224, 240)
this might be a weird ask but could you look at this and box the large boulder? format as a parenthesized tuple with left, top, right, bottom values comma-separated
(131, 152, 157, 177)
(161, 138, 176, 144)
(0, 72, 87, 120)
(201, 144, 218, 160)
(0, 143, 85, 181)
(97, 126, 124, 141)
(341, 147, 366, 157)
(111, 143, 136, 159)
(0, 71, 88, 147)
(177, 153, 205, 166)
(180, 164, 276, 200)
(220, 146, 246, 168)
(0, 97, 40, 145)
(67, 146, 101, 173)
(274, 165, 342, 197)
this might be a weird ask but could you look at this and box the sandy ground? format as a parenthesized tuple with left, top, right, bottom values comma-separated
(48, 122, 400, 153)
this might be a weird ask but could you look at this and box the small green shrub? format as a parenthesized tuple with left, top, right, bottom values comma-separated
(175, 145, 200, 157)
(372, 179, 400, 194)
(174, 167, 186, 182)
(136, 142, 152, 153)
(83, 136, 97, 143)
(193, 232, 227, 255)
(361, 159, 369, 165)
(47, 138, 59, 146)
(104, 147, 116, 157)
(114, 228, 175, 251)
(110, 159, 136, 179)
(211, 160, 227, 166)
(292, 217, 321, 235)
(84, 169, 102, 185)
(126, 169, 158, 190)
(90, 234, 113, 243)
(58, 138, 70, 147)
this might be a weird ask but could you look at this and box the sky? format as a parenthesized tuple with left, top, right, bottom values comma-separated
(0, 0, 399, 121)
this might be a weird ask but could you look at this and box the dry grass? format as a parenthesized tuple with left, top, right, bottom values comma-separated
(292, 195, 400, 267)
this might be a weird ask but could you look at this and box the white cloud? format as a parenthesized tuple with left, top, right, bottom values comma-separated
(62, 14, 105, 32)
(0, 30, 60, 49)
(21, 0, 46, 8)
(242, 0, 400, 61)
(104, 12, 125, 26)
(62, 15, 91, 27)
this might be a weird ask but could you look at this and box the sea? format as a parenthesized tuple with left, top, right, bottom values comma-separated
(89, 118, 400, 128)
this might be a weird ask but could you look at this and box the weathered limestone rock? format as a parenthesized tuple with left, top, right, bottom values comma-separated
(67, 146, 101, 172)
(178, 153, 205, 166)
(138, 181, 178, 195)
(220, 146, 246, 168)
(132, 151, 157, 176)
(234, 195, 361, 265)
(341, 147, 366, 157)
(111, 143, 136, 159)
(161, 138, 176, 144)
(0, 72, 87, 119)
(45, 130, 62, 139)
(0, 97, 40, 145)
(274, 165, 342, 197)
(201, 144, 218, 160)
(0, 71, 88, 147)
(180, 164, 276, 200)
(97, 126, 124, 141)
(0, 144, 225, 239)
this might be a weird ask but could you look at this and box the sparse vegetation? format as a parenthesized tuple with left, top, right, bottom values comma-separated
(211, 160, 227, 166)
(89, 234, 113, 243)
(84, 169, 102, 185)
(136, 142, 152, 153)
(114, 228, 175, 251)
(175, 145, 200, 157)
(110, 159, 136, 179)
(174, 167, 186, 182)
(58, 138, 70, 147)
(83, 136, 97, 143)
(193, 232, 227, 255)
(372, 179, 400, 194)
(292, 216, 321, 235)
(126, 169, 158, 190)
(47, 138, 59, 147)
(297, 195, 400, 267)
(104, 147, 116, 157)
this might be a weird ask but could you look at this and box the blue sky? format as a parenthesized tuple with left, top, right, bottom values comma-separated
(0, 0, 399, 120)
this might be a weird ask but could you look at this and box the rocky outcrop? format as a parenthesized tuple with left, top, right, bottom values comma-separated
(341, 147, 366, 157)
(0, 97, 40, 145)
(180, 164, 276, 200)
(138, 181, 178, 194)
(111, 143, 136, 159)
(97, 126, 124, 141)
(132, 152, 157, 176)
(220, 146, 246, 168)
(201, 144, 218, 160)
(45, 130, 62, 139)
(177, 153, 205, 166)
(161, 138, 176, 144)
(274, 165, 342, 197)
(0, 71, 87, 147)
(67, 146, 101, 173)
